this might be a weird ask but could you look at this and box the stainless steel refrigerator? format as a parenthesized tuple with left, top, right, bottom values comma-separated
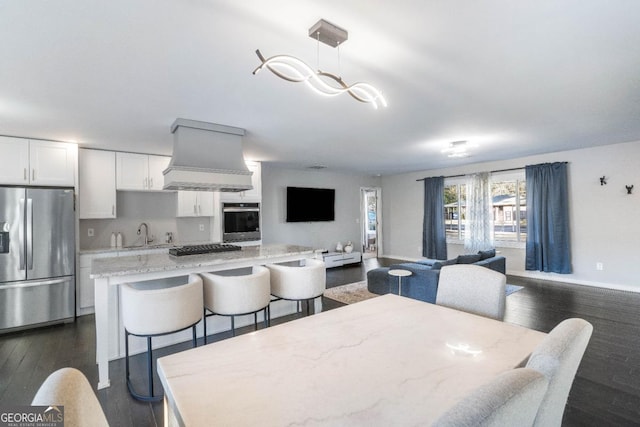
(0, 187, 75, 332)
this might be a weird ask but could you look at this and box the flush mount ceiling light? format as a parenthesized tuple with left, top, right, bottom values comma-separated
(253, 19, 387, 109)
(442, 140, 476, 158)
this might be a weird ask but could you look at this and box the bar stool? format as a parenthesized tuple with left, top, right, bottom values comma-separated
(121, 274, 203, 402)
(201, 266, 271, 342)
(266, 258, 326, 316)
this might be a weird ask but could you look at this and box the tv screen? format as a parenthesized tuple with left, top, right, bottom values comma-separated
(286, 187, 335, 222)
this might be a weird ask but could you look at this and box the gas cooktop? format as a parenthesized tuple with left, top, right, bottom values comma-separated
(169, 243, 242, 257)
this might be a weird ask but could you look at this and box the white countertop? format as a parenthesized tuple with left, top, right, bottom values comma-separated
(90, 244, 316, 279)
(80, 244, 174, 256)
(157, 294, 546, 426)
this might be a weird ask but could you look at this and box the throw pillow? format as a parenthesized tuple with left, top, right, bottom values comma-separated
(431, 258, 457, 270)
(478, 249, 496, 260)
(456, 254, 482, 264)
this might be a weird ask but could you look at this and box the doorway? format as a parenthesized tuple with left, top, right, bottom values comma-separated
(360, 187, 382, 259)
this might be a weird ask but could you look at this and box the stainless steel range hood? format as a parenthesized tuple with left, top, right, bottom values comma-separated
(163, 119, 253, 192)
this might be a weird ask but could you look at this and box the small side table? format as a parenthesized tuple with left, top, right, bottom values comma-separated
(388, 269, 412, 296)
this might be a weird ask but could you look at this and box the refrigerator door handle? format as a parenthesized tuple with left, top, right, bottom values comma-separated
(0, 277, 72, 289)
(18, 198, 25, 269)
(26, 198, 33, 270)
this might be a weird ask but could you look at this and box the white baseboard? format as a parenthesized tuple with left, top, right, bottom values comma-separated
(505, 270, 640, 293)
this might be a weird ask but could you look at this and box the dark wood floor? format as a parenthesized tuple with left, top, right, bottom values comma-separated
(1, 258, 639, 426)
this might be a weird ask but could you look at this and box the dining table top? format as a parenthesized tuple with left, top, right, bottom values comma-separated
(157, 294, 546, 426)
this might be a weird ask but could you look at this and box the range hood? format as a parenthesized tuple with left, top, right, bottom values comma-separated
(163, 119, 253, 192)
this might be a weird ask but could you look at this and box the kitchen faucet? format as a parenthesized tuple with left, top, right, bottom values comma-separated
(137, 222, 153, 246)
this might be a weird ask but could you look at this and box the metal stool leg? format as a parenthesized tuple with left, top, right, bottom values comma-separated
(125, 330, 131, 385)
(147, 337, 154, 398)
(203, 308, 208, 345)
(231, 316, 236, 336)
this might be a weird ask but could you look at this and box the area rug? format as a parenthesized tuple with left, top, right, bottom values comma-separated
(324, 281, 524, 305)
(323, 281, 378, 305)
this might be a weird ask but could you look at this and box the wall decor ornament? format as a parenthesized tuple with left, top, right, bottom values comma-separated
(625, 185, 634, 194)
(600, 176, 607, 185)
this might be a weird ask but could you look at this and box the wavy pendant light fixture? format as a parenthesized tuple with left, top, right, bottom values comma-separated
(253, 19, 387, 109)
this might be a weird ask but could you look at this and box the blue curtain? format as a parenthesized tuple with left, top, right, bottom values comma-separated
(525, 162, 572, 273)
(422, 177, 447, 260)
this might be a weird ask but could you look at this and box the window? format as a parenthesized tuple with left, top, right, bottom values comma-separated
(490, 179, 526, 242)
(444, 173, 527, 244)
(444, 182, 466, 239)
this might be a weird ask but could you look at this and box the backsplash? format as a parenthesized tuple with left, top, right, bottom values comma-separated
(79, 191, 215, 250)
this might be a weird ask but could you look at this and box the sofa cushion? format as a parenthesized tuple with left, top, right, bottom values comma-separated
(431, 258, 457, 270)
(415, 259, 437, 266)
(457, 253, 482, 264)
(478, 249, 496, 260)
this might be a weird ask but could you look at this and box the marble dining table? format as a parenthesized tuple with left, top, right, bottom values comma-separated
(157, 293, 546, 426)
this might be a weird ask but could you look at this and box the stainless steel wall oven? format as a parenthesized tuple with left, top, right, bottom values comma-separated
(222, 202, 260, 242)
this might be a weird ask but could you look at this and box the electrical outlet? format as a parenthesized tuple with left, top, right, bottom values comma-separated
(88, 228, 94, 237)
(596, 262, 604, 271)
(199, 224, 205, 232)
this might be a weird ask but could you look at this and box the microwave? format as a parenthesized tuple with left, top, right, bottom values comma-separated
(222, 203, 261, 242)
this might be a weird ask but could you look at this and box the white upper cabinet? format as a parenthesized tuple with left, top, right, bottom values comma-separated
(116, 152, 170, 191)
(0, 136, 29, 185)
(148, 155, 170, 191)
(177, 191, 215, 217)
(0, 137, 76, 186)
(220, 161, 262, 202)
(79, 149, 116, 219)
(30, 141, 77, 186)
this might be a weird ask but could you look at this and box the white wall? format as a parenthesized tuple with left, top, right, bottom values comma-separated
(261, 164, 381, 252)
(382, 140, 640, 291)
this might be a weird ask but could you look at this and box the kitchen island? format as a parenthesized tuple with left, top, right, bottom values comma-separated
(91, 244, 318, 390)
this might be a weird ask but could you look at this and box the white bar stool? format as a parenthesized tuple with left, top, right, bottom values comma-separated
(121, 274, 203, 402)
(200, 266, 271, 342)
(266, 258, 326, 316)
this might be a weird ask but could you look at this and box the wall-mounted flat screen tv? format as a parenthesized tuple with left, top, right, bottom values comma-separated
(286, 187, 335, 222)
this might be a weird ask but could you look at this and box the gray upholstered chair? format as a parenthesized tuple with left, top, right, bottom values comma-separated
(266, 258, 326, 316)
(526, 318, 593, 427)
(201, 266, 271, 341)
(32, 367, 109, 427)
(121, 274, 203, 401)
(432, 368, 548, 427)
(436, 264, 507, 320)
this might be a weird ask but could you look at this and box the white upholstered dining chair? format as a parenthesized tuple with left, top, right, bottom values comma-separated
(436, 264, 507, 320)
(432, 368, 548, 427)
(526, 318, 593, 427)
(32, 367, 109, 427)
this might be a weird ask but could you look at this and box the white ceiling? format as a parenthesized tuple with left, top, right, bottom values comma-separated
(1, 1, 639, 175)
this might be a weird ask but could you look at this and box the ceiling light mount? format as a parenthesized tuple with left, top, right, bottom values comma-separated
(308, 19, 348, 48)
(442, 140, 475, 158)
